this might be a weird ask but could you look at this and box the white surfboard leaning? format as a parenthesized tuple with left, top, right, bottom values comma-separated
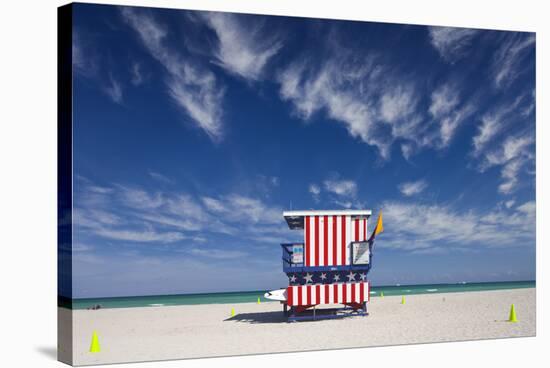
(264, 288, 287, 301)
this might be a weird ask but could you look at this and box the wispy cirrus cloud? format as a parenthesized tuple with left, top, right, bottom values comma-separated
(379, 85, 419, 124)
(94, 228, 185, 243)
(189, 247, 248, 259)
(104, 74, 123, 104)
(148, 171, 174, 184)
(130, 62, 144, 86)
(480, 133, 535, 194)
(200, 193, 282, 225)
(428, 26, 478, 62)
(398, 180, 428, 197)
(323, 179, 357, 198)
(429, 83, 475, 148)
(306, 176, 360, 209)
(493, 33, 535, 89)
(472, 94, 526, 156)
(429, 83, 460, 118)
(391, 81, 475, 158)
(278, 37, 478, 161)
(521, 89, 535, 117)
(380, 199, 535, 252)
(473, 115, 501, 156)
(74, 177, 292, 248)
(73, 30, 124, 104)
(517, 200, 535, 214)
(121, 7, 225, 141)
(468, 88, 535, 196)
(278, 55, 391, 158)
(200, 12, 282, 81)
(73, 30, 98, 78)
(308, 184, 321, 203)
(379, 85, 427, 157)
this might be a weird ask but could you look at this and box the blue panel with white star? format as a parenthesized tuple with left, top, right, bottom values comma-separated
(286, 271, 369, 285)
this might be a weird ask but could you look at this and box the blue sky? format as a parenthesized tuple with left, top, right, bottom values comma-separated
(70, 4, 535, 298)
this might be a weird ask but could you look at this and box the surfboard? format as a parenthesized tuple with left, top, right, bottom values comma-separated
(264, 288, 287, 301)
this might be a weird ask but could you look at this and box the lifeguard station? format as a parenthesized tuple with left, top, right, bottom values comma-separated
(277, 209, 383, 322)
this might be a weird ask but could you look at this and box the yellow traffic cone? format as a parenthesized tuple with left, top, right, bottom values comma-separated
(401, 296, 406, 305)
(508, 304, 518, 322)
(380, 291, 384, 298)
(231, 308, 235, 317)
(257, 297, 261, 304)
(89, 331, 100, 353)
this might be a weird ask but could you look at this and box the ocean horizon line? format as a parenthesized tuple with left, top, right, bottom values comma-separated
(64, 280, 535, 310)
(71, 279, 536, 301)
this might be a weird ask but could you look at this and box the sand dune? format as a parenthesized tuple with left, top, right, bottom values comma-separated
(61, 288, 535, 366)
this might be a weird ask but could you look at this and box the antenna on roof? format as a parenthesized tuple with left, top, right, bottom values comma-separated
(290, 200, 293, 210)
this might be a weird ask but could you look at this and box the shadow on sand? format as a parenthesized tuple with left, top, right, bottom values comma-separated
(224, 308, 359, 324)
(224, 311, 288, 324)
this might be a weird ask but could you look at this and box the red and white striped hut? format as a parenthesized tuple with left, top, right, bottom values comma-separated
(274, 209, 382, 321)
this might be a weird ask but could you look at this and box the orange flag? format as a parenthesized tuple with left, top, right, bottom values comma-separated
(373, 211, 384, 236)
(368, 211, 384, 242)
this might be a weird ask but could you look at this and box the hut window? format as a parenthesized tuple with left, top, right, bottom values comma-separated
(352, 241, 370, 265)
(291, 244, 304, 264)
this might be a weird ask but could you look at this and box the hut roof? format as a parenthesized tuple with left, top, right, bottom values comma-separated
(283, 210, 372, 229)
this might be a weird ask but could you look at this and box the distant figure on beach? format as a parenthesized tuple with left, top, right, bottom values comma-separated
(87, 304, 102, 310)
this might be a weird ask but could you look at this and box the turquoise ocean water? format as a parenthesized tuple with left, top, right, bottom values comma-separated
(69, 280, 535, 310)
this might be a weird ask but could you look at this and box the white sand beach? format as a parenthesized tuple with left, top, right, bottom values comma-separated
(61, 288, 535, 366)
